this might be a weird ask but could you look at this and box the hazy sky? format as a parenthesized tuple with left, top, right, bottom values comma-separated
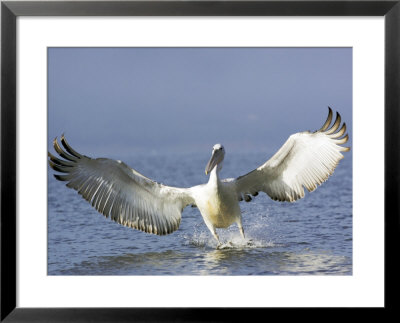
(48, 47, 352, 158)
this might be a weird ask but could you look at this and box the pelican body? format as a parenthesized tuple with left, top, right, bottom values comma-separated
(48, 108, 349, 247)
(191, 145, 244, 243)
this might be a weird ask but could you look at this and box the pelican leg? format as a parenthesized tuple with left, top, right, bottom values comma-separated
(237, 220, 245, 239)
(238, 220, 253, 246)
(204, 221, 221, 246)
(211, 230, 221, 246)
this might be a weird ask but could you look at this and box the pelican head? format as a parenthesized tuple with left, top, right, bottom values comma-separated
(205, 144, 225, 175)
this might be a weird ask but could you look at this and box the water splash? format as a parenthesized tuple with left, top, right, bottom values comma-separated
(182, 227, 276, 250)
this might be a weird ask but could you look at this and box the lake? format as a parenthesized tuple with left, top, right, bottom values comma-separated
(48, 150, 352, 275)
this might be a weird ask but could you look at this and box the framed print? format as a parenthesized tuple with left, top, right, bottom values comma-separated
(1, 0, 399, 321)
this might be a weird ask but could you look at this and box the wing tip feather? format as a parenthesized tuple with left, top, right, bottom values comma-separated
(54, 174, 69, 181)
(317, 107, 333, 132)
(60, 135, 84, 159)
(319, 108, 350, 152)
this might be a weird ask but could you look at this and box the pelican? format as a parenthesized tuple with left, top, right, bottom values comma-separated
(48, 107, 349, 248)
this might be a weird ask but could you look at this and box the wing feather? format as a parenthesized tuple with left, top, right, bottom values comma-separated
(49, 136, 194, 235)
(233, 108, 350, 203)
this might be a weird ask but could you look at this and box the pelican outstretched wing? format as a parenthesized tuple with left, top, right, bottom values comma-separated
(233, 108, 350, 202)
(48, 136, 194, 235)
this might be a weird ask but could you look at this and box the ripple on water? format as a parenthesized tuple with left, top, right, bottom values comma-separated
(48, 153, 352, 275)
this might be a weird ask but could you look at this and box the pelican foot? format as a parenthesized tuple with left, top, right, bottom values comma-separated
(216, 241, 233, 250)
(245, 239, 255, 247)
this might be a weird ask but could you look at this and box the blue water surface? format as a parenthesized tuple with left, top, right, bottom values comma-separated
(48, 151, 352, 275)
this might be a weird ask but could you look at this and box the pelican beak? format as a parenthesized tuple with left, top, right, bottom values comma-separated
(205, 150, 222, 175)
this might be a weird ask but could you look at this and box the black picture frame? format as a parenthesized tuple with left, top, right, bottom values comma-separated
(1, 0, 399, 321)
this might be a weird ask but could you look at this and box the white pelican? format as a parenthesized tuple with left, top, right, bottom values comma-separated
(49, 108, 349, 248)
